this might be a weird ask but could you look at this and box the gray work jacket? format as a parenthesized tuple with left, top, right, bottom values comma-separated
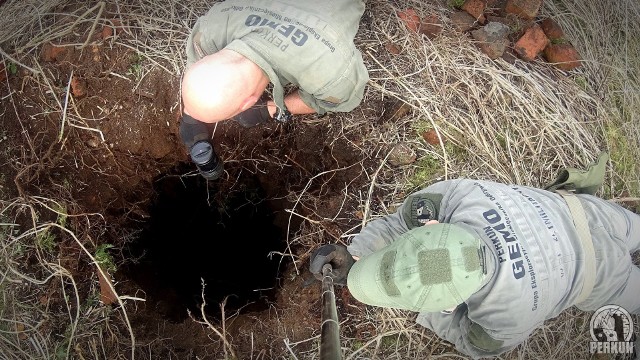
(186, 0, 369, 114)
(348, 179, 639, 358)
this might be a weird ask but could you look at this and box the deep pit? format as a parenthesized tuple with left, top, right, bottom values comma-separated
(122, 165, 290, 322)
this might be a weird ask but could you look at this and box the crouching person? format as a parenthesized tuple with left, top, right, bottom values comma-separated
(310, 178, 640, 358)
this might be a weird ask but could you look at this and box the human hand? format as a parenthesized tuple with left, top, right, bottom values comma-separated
(309, 244, 355, 285)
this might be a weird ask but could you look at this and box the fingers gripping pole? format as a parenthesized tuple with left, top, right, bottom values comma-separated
(320, 264, 342, 360)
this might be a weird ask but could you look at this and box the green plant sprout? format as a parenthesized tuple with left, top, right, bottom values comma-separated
(7, 62, 17, 75)
(95, 244, 117, 273)
(449, 0, 465, 9)
(36, 229, 56, 252)
(127, 52, 144, 80)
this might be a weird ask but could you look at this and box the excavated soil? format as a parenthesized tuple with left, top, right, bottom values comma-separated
(1, 17, 382, 358)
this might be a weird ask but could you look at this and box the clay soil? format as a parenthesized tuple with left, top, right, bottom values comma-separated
(0, 10, 387, 359)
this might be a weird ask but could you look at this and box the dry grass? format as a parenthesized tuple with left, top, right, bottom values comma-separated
(1, 0, 639, 359)
(541, 0, 640, 197)
(0, 2, 205, 359)
(0, 197, 137, 360)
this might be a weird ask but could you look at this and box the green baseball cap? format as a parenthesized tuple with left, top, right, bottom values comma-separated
(347, 223, 485, 312)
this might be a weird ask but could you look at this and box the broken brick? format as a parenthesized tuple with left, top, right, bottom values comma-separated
(514, 24, 549, 61)
(505, 0, 542, 20)
(451, 11, 477, 32)
(420, 14, 444, 39)
(485, 0, 509, 17)
(41, 44, 66, 62)
(398, 8, 421, 33)
(540, 18, 565, 41)
(543, 43, 582, 71)
(422, 129, 446, 145)
(102, 18, 125, 39)
(101, 25, 114, 39)
(462, 0, 487, 23)
(385, 42, 401, 55)
(70, 76, 87, 98)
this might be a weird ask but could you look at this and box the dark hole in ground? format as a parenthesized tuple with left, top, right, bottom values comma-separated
(122, 164, 288, 323)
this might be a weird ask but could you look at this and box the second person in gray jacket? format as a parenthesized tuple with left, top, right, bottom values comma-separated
(310, 178, 640, 358)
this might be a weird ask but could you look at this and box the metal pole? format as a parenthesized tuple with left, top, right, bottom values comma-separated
(320, 263, 342, 360)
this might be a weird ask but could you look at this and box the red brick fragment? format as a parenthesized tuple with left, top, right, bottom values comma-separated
(514, 24, 549, 61)
(70, 76, 87, 98)
(398, 8, 421, 33)
(420, 14, 444, 39)
(422, 129, 446, 145)
(42, 44, 66, 62)
(101, 25, 114, 39)
(540, 18, 565, 41)
(505, 0, 542, 20)
(462, 0, 487, 23)
(451, 11, 477, 32)
(543, 43, 582, 71)
(385, 42, 401, 55)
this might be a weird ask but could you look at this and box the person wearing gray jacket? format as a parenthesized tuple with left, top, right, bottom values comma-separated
(310, 178, 640, 358)
(178, 0, 369, 180)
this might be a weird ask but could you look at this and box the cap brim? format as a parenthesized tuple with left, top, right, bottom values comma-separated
(346, 224, 486, 312)
(347, 248, 416, 310)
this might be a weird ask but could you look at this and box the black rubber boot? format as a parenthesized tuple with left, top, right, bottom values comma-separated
(190, 141, 224, 180)
(232, 96, 271, 128)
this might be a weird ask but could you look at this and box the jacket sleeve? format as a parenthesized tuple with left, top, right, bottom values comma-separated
(416, 305, 536, 359)
(347, 180, 457, 258)
(297, 52, 369, 114)
(346, 209, 409, 258)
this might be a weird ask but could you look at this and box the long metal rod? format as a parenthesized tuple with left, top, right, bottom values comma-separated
(320, 264, 342, 360)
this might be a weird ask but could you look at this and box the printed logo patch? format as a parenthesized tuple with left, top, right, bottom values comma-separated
(402, 193, 442, 228)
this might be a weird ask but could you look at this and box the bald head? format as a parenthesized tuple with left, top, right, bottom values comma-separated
(182, 49, 270, 123)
